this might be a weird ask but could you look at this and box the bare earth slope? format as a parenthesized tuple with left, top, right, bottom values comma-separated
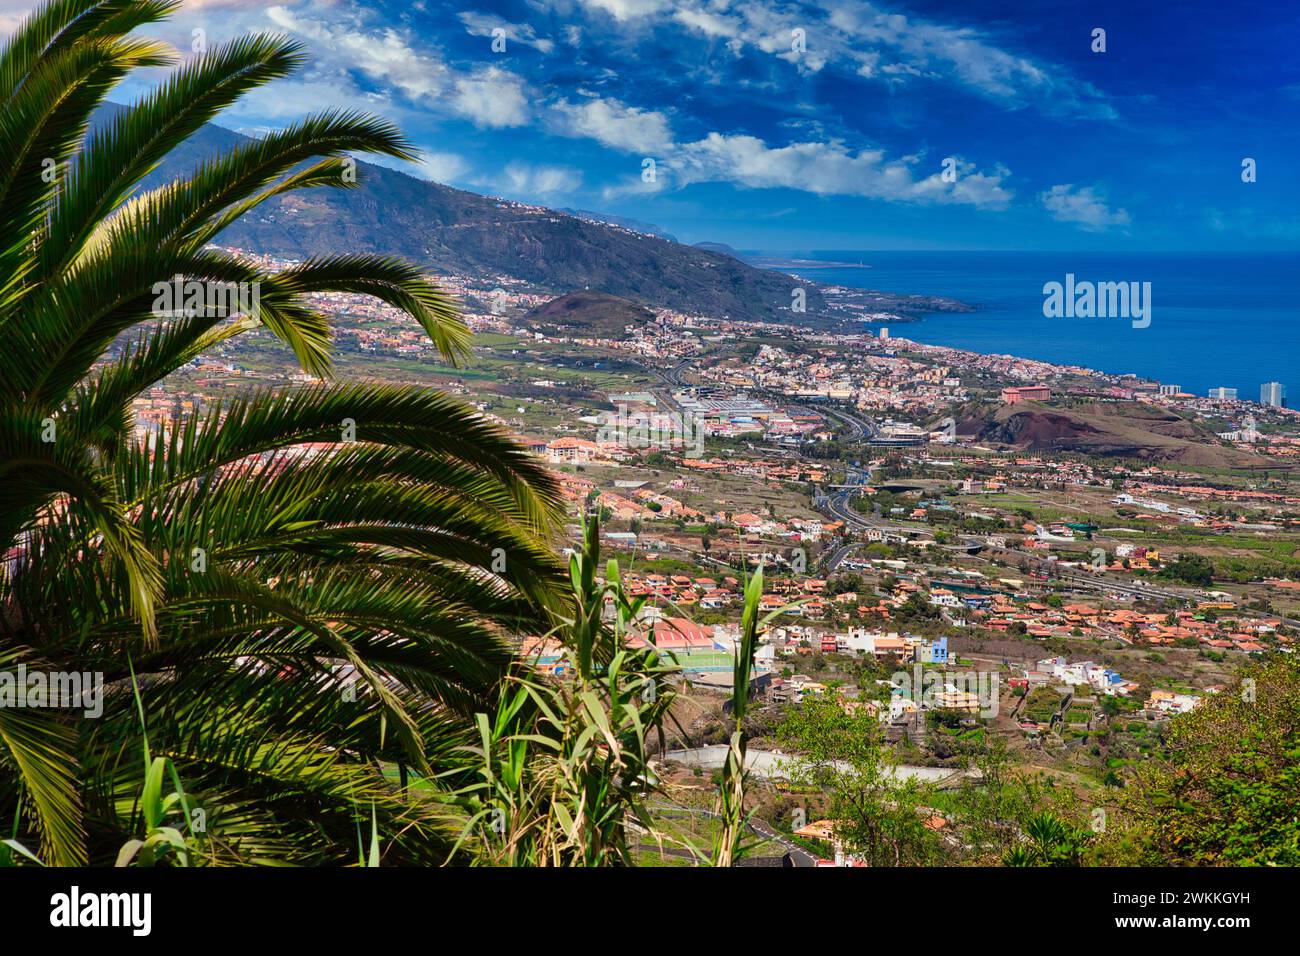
(964, 402, 1277, 468)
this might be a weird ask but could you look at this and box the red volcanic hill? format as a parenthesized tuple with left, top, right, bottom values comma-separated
(962, 401, 1278, 469)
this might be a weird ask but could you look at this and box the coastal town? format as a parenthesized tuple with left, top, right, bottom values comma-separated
(110, 244, 1300, 867)
(5, 0, 1296, 921)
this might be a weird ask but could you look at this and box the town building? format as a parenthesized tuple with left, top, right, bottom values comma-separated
(1001, 385, 1051, 404)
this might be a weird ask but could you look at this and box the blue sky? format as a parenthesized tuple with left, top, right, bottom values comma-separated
(8, 0, 1299, 250)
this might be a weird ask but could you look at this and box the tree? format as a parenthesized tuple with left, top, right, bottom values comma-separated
(949, 740, 1076, 863)
(777, 694, 945, 866)
(1123, 656, 1300, 865)
(831, 572, 863, 596)
(1003, 812, 1094, 866)
(898, 593, 940, 622)
(0, 0, 565, 866)
(1158, 553, 1215, 587)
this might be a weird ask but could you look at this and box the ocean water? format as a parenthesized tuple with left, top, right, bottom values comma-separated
(775, 251, 1299, 402)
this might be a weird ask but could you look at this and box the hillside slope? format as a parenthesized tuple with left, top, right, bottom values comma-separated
(114, 105, 968, 325)
(963, 402, 1276, 468)
(127, 109, 818, 322)
(522, 292, 656, 336)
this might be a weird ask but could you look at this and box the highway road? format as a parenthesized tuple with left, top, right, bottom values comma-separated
(821, 487, 933, 539)
(748, 818, 817, 867)
(811, 451, 1197, 599)
(625, 366, 1292, 624)
(823, 490, 874, 532)
(822, 540, 860, 573)
(625, 356, 694, 412)
(661, 359, 692, 389)
(816, 484, 1213, 604)
(975, 544, 1195, 603)
(816, 403, 878, 441)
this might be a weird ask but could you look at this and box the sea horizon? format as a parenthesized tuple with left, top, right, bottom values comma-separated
(770, 250, 1299, 403)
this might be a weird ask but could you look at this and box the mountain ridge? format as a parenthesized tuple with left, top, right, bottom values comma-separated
(117, 105, 969, 325)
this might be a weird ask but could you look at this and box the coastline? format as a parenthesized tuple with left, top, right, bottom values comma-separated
(775, 250, 1300, 400)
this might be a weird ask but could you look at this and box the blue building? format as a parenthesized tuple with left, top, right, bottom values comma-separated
(931, 637, 949, 665)
(915, 636, 950, 664)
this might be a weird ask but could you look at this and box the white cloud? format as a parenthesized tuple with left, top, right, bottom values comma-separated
(567, 0, 1114, 118)
(1039, 184, 1131, 231)
(265, 8, 531, 128)
(575, 0, 671, 22)
(416, 152, 470, 183)
(0, 0, 1026, 215)
(550, 91, 1010, 209)
(600, 130, 1012, 208)
(266, 6, 448, 99)
(451, 66, 529, 128)
(500, 161, 583, 196)
(457, 11, 556, 53)
(672, 6, 739, 39)
(234, 74, 388, 120)
(550, 97, 675, 153)
(668, 133, 1011, 207)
